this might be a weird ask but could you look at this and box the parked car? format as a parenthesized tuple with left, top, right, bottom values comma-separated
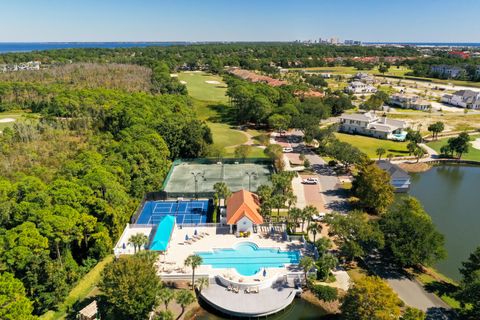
(302, 177, 319, 184)
(312, 213, 326, 221)
(282, 147, 293, 153)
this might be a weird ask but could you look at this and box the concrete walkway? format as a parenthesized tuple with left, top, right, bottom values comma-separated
(200, 277, 299, 317)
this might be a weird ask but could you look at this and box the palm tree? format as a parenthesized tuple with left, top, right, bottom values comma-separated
(414, 146, 424, 163)
(288, 207, 302, 232)
(386, 153, 394, 162)
(194, 277, 209, 292)
(175, 289, 195, 318)
(285, 191, 297, 212)
(213, 182, 231, 206)
(376, 147, 386, 160)
(316, 253, 338, 281)
(307, 222, 322, 243)
(271, 194, 286, 222)
(299, 256, 315, 284)
(184, 254, 203, 290)
(128, 233, 149, 254)
(302, 205, 317, 232)
(158, 287, 175, 310)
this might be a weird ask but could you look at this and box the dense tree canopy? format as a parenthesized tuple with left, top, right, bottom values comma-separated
(380, 197, 446, 267)
(0, 272, 37, 320)
(100, 252, 161, 320)
(341, 276, 402, 320)
(352, 162, 395, 215)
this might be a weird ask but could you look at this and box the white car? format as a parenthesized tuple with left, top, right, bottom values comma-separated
(282, 147, 293, 153)
(312, 213, 326, 221)
(302, 177, 319, 184)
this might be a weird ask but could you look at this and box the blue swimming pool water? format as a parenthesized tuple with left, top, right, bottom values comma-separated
(392, 132, 407, 141)
(196, 242, 300, 276)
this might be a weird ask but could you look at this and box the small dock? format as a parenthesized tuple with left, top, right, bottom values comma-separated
(200, 276, 300, 317)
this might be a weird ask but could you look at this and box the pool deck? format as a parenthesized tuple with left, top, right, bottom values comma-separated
(200, 276, 301, 317)
(157, 225, 306, 280)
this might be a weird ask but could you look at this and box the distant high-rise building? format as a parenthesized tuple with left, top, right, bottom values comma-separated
(344, 40, 362, 45)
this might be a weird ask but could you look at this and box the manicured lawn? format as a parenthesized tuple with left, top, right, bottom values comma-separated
(177, 71, 228, 102)
(224, 145, 267, 158)
(0, 111, 38, 131)
(427, 133, 480, 161)
(181, 73, 269, 158)
(40, 255, 114, 320)
(208, 122, 248, 149)
(335, 132, 410, 158)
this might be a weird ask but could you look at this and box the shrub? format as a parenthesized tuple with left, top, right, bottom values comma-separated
(311, 284, 338, 302)
(328, 160, 338, 167)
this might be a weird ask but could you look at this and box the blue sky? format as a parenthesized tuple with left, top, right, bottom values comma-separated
(1, 0, 479, 42)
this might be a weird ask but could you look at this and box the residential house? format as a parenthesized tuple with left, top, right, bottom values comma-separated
(448, 51, 470, 59)
(353, 72, 375, 84)
(339, 111, 407, 140)
(431, 65, 464, 79)
(389, 93, 431, 111)
(376, 160, 411, 192)
(441, 90, 480, 109)
(345, 81, 377, 94)
(226, 190, 263, 234)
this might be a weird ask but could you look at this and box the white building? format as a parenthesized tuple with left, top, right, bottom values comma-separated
(339, 111, 407, 140)
(389, 93, 432, 111)
(441, 90, 480, 110)
(226, 190, 263, 234)
(353, 72, 375, 84)
(431, 65, 464, 79)
(345, 81, 377, 94)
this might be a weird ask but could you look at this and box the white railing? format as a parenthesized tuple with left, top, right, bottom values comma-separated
(177, 223, 220, 228)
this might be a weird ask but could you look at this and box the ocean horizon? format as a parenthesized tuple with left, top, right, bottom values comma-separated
(1, 41, 480, 54)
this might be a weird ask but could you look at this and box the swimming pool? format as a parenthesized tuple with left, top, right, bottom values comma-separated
(196, 242, 300, 276)
(392, 132, 407, 141)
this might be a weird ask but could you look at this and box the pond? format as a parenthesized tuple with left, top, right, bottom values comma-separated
(195, 297, 337, 320)
(409, 164, 480, 280)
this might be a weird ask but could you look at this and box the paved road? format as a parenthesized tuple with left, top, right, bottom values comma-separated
(366, 255, 455, 319)
(278, 130, 348, 213)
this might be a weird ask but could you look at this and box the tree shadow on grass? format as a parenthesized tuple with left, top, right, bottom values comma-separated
(424, 280, 459, 297)
(206, 103, 236, 124)
(387, 148, 409, 154)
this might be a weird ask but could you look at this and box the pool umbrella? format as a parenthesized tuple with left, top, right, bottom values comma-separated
(194, 229, 198, 236)
(263, 268, 267, 277)
(185, 234, 189, 241)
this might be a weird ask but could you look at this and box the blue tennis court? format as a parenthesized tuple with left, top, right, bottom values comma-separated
(136, 200, 209, 225)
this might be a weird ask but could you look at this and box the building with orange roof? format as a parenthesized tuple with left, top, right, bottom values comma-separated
(226, 189, 263, 233)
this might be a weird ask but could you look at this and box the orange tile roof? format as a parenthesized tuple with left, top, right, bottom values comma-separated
(226, 190, 263, 225)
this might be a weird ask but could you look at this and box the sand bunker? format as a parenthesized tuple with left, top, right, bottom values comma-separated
(205, 80, 221, 85)
(170, 74, 178, 77)
(471, 138, 480, 150)
(180, 80, 187, 84)
(0, 118, 16, 123)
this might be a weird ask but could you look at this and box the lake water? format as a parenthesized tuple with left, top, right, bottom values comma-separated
(195, 297, 336, 320)
(409, 165, 480, 280)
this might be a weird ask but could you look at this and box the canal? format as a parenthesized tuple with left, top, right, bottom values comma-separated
(409, 164, 480, 281)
